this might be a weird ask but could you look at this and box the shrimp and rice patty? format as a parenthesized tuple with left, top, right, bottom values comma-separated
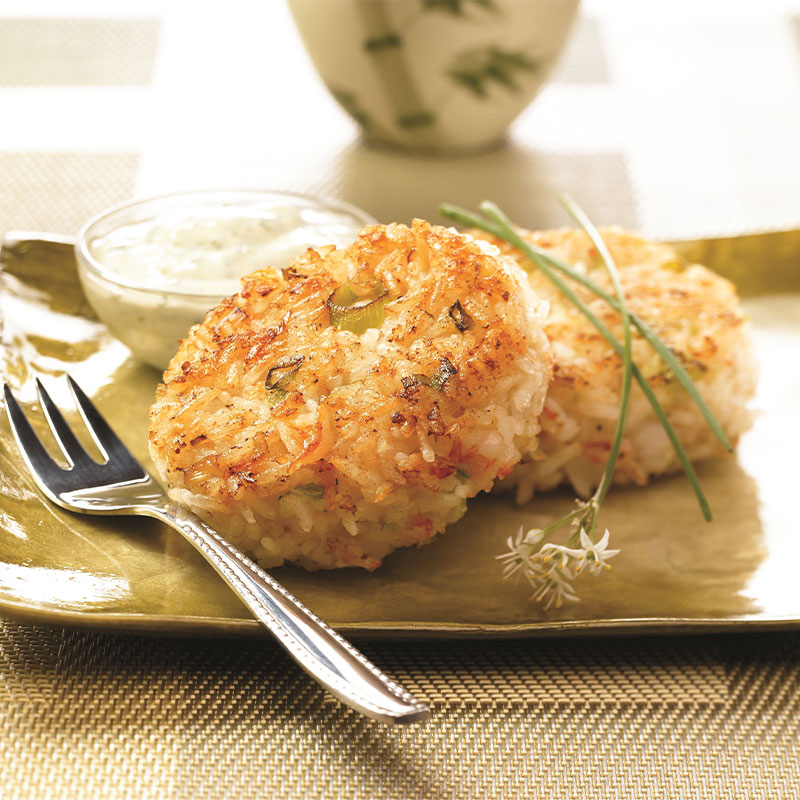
(476, 227, 757, 502)
(149, 220, 552, 569)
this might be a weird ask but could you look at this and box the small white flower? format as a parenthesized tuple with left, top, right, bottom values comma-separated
(496, 526, 534, 580)
(573, 528, 620, 575)
(528, 568, 580, 609)
(522, 546, 579, 608)
(521, 527, 546, 548)
(496, 526, 545, 580)
(538, 542, 580, 573)
(497, 522, 620, 608)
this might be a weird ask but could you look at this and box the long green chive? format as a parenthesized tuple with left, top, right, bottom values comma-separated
(558, 193, 634, 508)
(440, 200, 714, 521)
(479, 197, 633, 548)
(503, 226, 732, 452)
(441, 200, 731, 451)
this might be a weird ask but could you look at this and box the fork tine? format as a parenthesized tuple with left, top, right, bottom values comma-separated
(3, 383, 66, 494)
(35, 378, 95, 468)
(66, 375, 139, 467)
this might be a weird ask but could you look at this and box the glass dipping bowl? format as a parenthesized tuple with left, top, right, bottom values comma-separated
(75, 190, 376, 371)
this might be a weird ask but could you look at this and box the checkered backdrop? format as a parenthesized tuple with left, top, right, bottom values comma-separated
(0, 1, 799, 240)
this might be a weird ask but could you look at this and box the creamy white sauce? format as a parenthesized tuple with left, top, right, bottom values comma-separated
(79, 195, 373, 370)
(89, 202, 367, 296)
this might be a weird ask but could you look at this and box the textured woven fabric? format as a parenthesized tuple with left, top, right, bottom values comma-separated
(1, 2, 799, 238)
(1, 621, 799, 799)
(0, 18, 159, 86)
(2, 1, 800, 798)
(0, 151, 139, 235)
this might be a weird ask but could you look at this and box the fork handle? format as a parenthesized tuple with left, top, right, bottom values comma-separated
(146, 502, 429, 724)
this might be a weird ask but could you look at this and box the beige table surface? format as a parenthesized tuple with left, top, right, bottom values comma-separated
(1, 1, 800, 798)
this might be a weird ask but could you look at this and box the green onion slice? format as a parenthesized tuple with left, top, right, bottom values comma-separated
(292, 483, 325, 500)
(401, 374, 432, 391)
(448, 300, 474, 332)
(327, 283, 388, 334)
(431, 357, 457, 390)
(265, 355, 304, 407)
(401, 357, 458, 393)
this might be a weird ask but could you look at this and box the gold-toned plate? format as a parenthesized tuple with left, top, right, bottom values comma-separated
(1, 232, 799, 638)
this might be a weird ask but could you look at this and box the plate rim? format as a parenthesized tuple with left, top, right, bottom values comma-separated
(2, 594, 800, 639)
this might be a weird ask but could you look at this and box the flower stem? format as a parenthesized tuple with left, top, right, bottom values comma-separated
(541, 506, 586, 537)
(557, 193, 633, 509)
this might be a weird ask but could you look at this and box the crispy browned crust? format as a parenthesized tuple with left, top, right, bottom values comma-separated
(149, 220, 550, 526)
(477, 227, 747, 389)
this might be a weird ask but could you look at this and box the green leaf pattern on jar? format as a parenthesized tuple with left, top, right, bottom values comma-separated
(339, 0, 539, 148)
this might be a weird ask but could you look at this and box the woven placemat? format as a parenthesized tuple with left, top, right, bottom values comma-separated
(1, 620, 798, 799)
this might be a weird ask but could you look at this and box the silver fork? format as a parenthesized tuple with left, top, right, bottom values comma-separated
(3, 376, 429, 725)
